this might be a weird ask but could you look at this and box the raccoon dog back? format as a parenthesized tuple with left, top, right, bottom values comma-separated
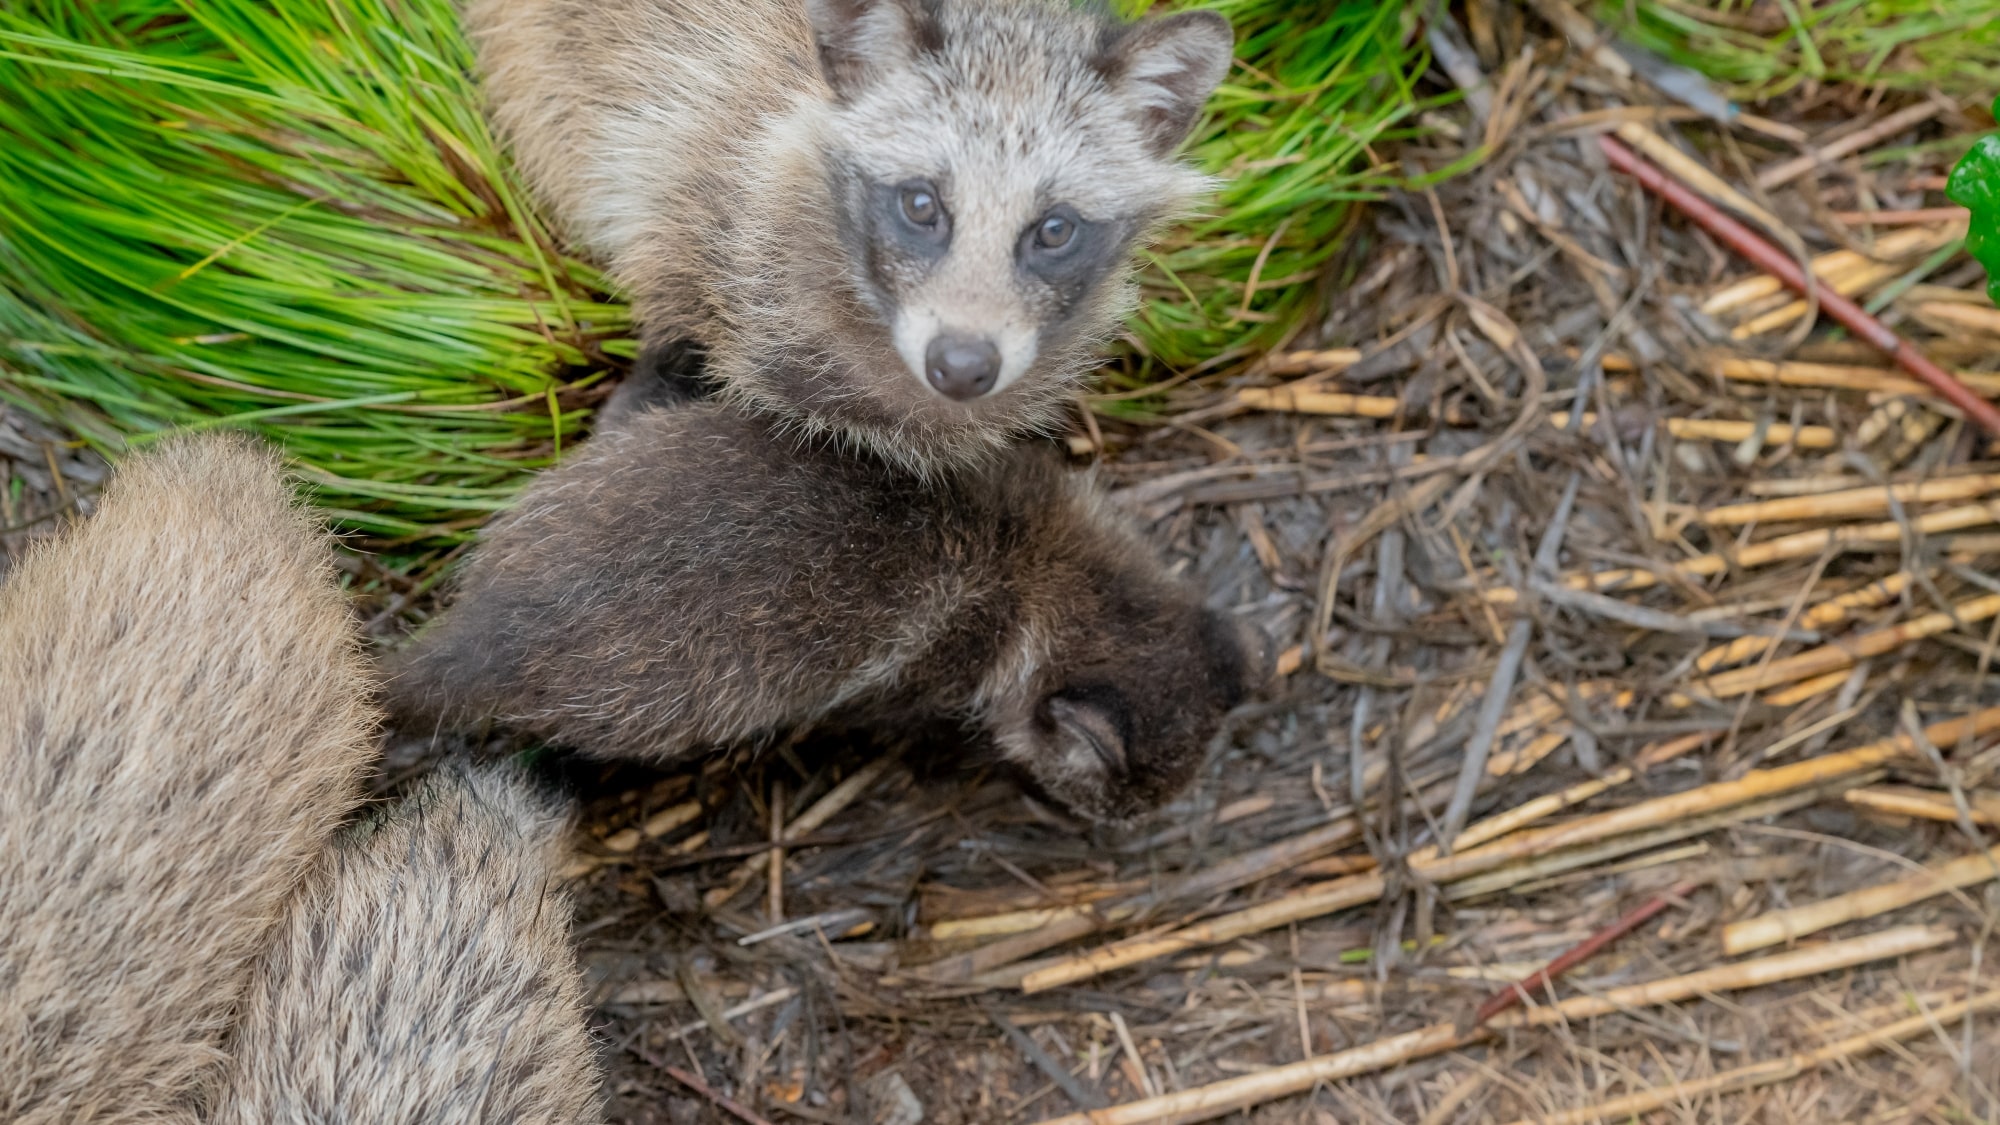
(211, 763, 602, 1125)
(0, 433, 378, 1124)
(469, 0, 1233, 470)
(387, 403, 1267, 824)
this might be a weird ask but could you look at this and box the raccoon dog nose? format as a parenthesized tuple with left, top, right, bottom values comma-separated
(924, 335, 1001, 401)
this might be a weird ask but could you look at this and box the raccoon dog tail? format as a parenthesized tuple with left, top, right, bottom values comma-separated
(209, 761, 604, 1125)
(0, 431, 379, 1125)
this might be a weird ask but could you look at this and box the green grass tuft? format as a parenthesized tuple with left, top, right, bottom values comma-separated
(1606, 0, 2000, 101)
(1, 0, 1425, 546)
(0, 0, 623, 544)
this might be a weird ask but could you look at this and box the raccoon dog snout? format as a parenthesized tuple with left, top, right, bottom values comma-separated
(924, 333, 1001, 400)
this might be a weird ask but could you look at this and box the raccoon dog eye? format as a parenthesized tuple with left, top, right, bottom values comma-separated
(898, 181, 941, 228)
(1033, 212, 1074, 250)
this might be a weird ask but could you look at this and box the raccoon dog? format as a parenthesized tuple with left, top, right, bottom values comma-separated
(0, 433, 377, 1124)
(211, 762, 603, 1125)
(469, 0, 1234, 471)
(386, 402, 1268, 824)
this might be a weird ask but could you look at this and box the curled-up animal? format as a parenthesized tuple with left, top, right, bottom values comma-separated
(210, 762, 603, 1125)
(0, 433, 378, 1124)
(387, 403, 1270, 824)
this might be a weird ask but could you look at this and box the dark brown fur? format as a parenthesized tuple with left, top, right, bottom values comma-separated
(387, 404, 1265, 823)
(0, 433, 378, 1124)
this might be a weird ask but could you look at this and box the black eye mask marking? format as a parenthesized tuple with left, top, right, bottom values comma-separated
(1016, 207, 1133, 321)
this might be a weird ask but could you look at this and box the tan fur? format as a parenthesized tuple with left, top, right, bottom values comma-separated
(0, 432, 378, 1124)
(210, 762, 603, 1125)
(467, 0, 1230, 472)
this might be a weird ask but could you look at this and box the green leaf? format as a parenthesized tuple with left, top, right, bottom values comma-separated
(1946, 96, 2000, 306)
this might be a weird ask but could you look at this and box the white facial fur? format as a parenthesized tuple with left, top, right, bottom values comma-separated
(807, 0, 1226, 401)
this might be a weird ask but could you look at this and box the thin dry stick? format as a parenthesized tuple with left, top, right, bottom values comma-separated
(1846, 784, 2000, 825)
(703, 754, 899, 909)
(1017, 709, 2000, 993)
(766, 779, 785, 924)
(1262, 347, 1363, 377)
(1697, 591, 2000, 699)
(1548, 412, 1836, 448)
(1599, 134, 2000, 436)
(1442, 471, 1582, 848)
(563, 798, 704, 879)
(1496, 925, 1957, 1027)
(1755, 100, 1949, 190)
(1696, 574, 1912, 672)
(629, 1045, 778, 1125)
(1474, 880, 1698, 1024)
(1503, 989, 2000, 1125)
(1027, 928, 1957, 1125)
(1701, 225, 1959, 315)
(1235, 386, 1400, 417)
(1483, 501, 2000, 601)
(1723, 844, 2000, 955)
(1612, 121, 1788, 235)
(1710, 355, 2000, 399)
(1702, 475, 2000, 527)
(1832, 206, 1970, 225)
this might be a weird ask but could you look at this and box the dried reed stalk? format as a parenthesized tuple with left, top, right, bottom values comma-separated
(1701, 225, 1958, 316)
(1696, 591, 2000, 699)
(1234, 386, 1401, 417)
(1913, 300, 2000, 338)
(1710, 356, 2000, 400)
(1017, 710, 2000, 992)
(1754, 101, 1947, 190)
(1505, 988, 2000, 1125)
(1475, 880, 1697, 1024)
(1263, 347, 1363, 376)
(1845, 784, 2000, 825)
(1722, 846, 2000, 955)
(1548, 412, 1836, 449)
(1701, 474, 2000, 527)
(1487, 501, 2000, 600)
(1730, 260, 1910, 339)
(563, 798, 704, 879)
(1500, 924, 1956, 1026)
(1599, 134, 2000, 435)
(1028, 927, 1958, 1125)
(1695, 574, 1911, 672)
(1831, 207, 1970, 225)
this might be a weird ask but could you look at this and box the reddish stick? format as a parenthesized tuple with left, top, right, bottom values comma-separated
(630, 1044, 779, 1125)
(1474, 879, 1697, 1026)
(1596, 133, 2000, 438)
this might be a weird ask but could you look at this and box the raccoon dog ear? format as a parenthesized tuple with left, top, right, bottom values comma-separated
(1096, 10, 1234, 157)
(807, 0, 941, 101)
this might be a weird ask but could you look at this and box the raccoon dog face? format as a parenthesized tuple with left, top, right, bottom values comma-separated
(992, 598, 1272, 826)
(806, 0, 1232, 407)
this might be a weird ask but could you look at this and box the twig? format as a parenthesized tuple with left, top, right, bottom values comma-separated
(1709, 355, 2000, 399)
(704, 754, 899, 909)
(1723, 844, 2000, 955)
(1598, 134, 2000, 436)
(1502, 989, 2000, 1125)
(1440, 471, 1581, 848)
(629, 1045, 778, 1125)
(1845, 784, 2000, 826)
(1262, 347, 1362, 377)
(1832, 206, 1970, 225)
(1548, 412, 1836, 449)
(1754, 100, 1948, 190)
(1027, 929, 1959, 1125)
(1474, 879, 1698, 1024)
(1697, 592, 2000, 699)
(1484, 502, 2000, 601)
(989, 1006, 1106, 1112)
(1701, 225, 1960, 315)
(1497, 925, 1955, 1027)
(1234, 387, 1400, 418)
(1696, 574, 1912, 672)
(1016, 709, 2000, 992)
(1702, 474, 2000, 527)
